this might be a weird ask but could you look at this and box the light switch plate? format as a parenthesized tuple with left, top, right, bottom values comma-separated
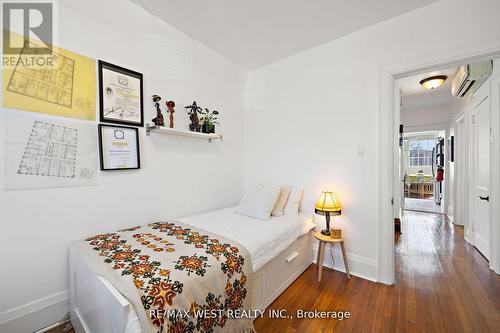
(356, 145, 366, 157)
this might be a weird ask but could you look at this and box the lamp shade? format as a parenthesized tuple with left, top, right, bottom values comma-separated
(314, 191, 341, 215)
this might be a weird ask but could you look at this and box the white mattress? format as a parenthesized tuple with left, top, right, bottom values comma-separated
(179, 207, 315, 271)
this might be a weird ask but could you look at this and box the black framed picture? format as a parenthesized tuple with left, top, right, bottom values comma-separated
(98, 60, 144, 127)
(98, 124, 140, 170)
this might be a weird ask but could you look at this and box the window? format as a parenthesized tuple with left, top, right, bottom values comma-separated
(408, 139, 434, 167)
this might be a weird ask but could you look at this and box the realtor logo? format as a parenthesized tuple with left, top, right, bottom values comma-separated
(2, 2, 53, 55)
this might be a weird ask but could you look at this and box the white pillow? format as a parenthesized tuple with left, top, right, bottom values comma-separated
(283, 187, 304, 215)
(271, 186, 291, 217)
(237, 182, 281, 220)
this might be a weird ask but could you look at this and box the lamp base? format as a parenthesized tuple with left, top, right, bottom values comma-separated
(320, 229, 331, 236)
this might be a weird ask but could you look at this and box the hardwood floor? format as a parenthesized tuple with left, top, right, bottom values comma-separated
(254, 211, 500, 332)
(49, 211, 500, 333)
(47, 324, 73, 333)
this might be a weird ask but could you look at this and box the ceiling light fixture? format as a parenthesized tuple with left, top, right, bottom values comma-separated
(419, 75, 447, 90)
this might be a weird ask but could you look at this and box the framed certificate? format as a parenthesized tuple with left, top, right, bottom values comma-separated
(98, 124, 140, 170)
(98, 60, 144, 127)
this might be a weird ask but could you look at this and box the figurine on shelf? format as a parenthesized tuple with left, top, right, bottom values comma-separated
(151, 95, 165, 126)
(166, 100, 175, 128)
(185, 101, 202, 132)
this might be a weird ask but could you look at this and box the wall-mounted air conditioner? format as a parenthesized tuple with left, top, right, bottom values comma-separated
(451, 61, 493, 98)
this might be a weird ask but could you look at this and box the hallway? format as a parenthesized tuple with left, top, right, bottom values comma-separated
(253, 211, 500, 332)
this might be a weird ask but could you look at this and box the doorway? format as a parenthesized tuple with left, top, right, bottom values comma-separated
(396, 60, 494, 261)
(402, 132, 444, 214)
(377, 46, 500, 284)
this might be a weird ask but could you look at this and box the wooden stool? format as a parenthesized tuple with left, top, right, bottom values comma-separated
(314, 231, 350, 281)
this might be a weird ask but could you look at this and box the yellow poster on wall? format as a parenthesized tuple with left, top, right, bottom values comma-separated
(2, 32, 96, 120)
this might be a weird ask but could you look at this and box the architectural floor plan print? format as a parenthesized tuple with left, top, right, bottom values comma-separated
(2, 32, 96, 121)
(18, 121, 78, 178)
(6, 46, 75, 108)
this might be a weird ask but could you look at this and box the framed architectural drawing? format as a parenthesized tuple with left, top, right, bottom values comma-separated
(98, 60, 144, 127)
(98, 124, 140, 170)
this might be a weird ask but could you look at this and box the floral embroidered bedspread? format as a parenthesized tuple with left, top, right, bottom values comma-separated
(72, 221, 254, 333)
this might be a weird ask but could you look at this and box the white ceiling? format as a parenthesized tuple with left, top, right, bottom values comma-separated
(131, 0, 437, 70)
(399, 67, 458, 96)
(399, 67, 459, 110)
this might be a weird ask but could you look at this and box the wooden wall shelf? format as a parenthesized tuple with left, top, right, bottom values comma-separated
(145, 124, 223, 142)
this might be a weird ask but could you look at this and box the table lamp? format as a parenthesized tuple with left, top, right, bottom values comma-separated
(315, 191, 341, 236)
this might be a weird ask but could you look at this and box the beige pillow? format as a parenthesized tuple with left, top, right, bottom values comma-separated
(236, 182, 282, 220)
(283, 187, 304, 215)
(271, 186, 291, 216)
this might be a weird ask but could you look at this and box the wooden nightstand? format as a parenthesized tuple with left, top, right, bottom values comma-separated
(314, 231, 350, 281)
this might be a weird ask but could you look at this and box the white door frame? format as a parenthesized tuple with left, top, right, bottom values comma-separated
(377, 39, 500, 284)
(454, 112, 466, 228)
(488, 74, 500, 269)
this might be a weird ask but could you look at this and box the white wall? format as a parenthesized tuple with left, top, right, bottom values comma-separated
(401, 105, 451, 130)
(243, 0, 500, 280)
(0, 0, 246, 331)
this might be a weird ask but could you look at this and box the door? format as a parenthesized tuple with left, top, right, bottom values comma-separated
(472, 96, 490, 259)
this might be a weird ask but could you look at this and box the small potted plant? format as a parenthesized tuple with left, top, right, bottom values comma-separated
(200, 108, 219, 134)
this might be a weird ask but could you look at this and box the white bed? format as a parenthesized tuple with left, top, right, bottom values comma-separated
(70, 207, 315, 333)
(181, 207, 315, 271)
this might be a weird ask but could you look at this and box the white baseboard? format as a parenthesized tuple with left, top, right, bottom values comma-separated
(0, 290, 69, 333)
(312, 245, 378, 282)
